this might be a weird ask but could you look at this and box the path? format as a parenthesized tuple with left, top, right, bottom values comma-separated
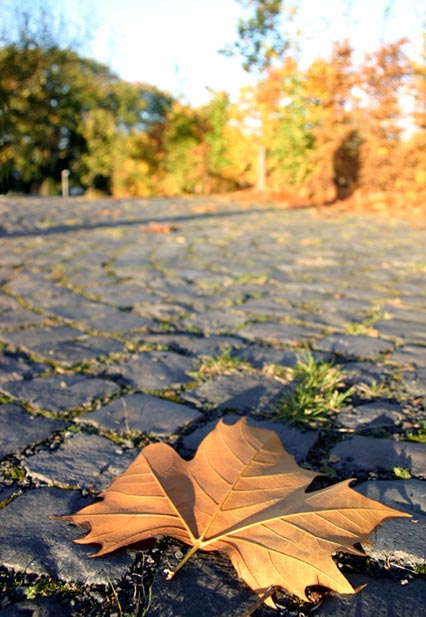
(0, 196, 425, 616)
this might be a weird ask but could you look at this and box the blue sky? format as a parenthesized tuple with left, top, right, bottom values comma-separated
(62, 0, 426, 105)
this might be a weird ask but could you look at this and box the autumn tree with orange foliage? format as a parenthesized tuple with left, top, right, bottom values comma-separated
(399, 34, 426, 195)
(304, 41, 358, 202)
(357, 38, 411, 192)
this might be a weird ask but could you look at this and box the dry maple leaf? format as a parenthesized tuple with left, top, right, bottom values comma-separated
(60, 417, 409, 608)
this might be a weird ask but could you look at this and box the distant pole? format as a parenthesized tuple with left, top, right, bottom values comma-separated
(257, 145, 266, 192)
(61, 169, 70, 197)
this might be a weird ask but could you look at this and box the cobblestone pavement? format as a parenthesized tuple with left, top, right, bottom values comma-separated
(0, 196, 425, 616)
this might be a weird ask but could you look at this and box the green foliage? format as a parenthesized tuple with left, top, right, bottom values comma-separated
(276, 352, 353, 426)
(344, 310, 387, 336)
(192, 349, 254, 380)
(265, 61, 314, 188)
(160, 102, 206, 193)
(2, 2, 426, 200)
(404, 423, 426, 443)
(2, 461, 26, 481)
(24, 578, 82, 600)
(222, 0, 290, 72)
(392, 466, 411, 480)
(0, 43, 113, 192)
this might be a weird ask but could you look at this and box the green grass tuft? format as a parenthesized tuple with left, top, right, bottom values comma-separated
(275, 351, 353, 427)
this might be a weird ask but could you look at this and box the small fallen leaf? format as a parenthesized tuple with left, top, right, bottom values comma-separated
(59, 418, 409, 608)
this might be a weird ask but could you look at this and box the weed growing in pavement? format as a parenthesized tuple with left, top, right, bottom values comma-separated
(191, 348, 254, 380)
(414, 563, 426, 575)
(354, 379, 393, 399)
(404, 423, 426, 443)
(275, 351, 353, 427)
(344, 309, 391, 336)
(24, 578, 83, 600)
(1, 460, 26, 482)
(393, 466, 412, 480)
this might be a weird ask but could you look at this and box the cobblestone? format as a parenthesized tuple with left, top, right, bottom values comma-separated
(0, 196, 425, 616)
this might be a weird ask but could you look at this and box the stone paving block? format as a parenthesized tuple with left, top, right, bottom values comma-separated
(137, 302, 189, 321)
(0, 353, 48, 385)
(315, 334, 394, 360)
(375, 319, 426, 344)
(341, 361, 392, 387)
(85, 312, 155, 334)
(382, 305, 426, 324)
(394, 294, 426, 308)
(23, 432, 137, 491)
(238, 322, 318, 346)
(35, 289, 91, 309)
(142, 333, 244, 357)
(270, 281, 331, 302)
(47, 301, 117, 322)
(49, 304, 154, 333)
(0, 404, 67, 458)
(306, 310, 358, 328)
(401, 368, 426, 397)
(182, 373, 284, 414)
(236, 346, 298, 369)
(148, 548, 267, 617)
(31, 336, 124, 365)
(320, 297, 371, 315)
(0, 484, 17, 505)
(0, 298, 45, 328)
(389, 345, 426, 368)
(1, 374, 120, 414)
(0, 325, 85, 350)
(0, 597, 66, 616)
(104, 352, 194, 390)
(336, 402, 406, 430)
(95, 284, 160, 308)
(78, 393, 201, 436)
(181, 414, 318, 462)
(238, 297, 292, 318)
(4, 326, 124, 364)
(315, 574, 426, 617)
(182, 309, 246, 334)
(330, 436, 426, 478)
(0, 487, 132, 583)
(355, 480, 425, 567)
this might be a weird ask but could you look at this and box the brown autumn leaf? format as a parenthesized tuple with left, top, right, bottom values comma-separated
(60, 417, 409, 607)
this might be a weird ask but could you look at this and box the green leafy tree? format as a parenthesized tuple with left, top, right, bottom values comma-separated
(111, 84, 174, 197)
(259, 58, 314, 190)
(160, 102, 207, 194)
(0, 42, 113, 192)
(221, 0, 290, 72)
(222, 1, 299, 191)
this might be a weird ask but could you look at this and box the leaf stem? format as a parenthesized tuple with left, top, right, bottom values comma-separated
(166, 543, 200, 579)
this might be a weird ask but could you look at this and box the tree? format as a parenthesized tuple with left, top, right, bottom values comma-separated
(255, 57, 314, 191)
(0, 0, 93, 54)
(357, 38, 411, 190)
(111, 84, 174, 197)
(0, 0, 103, 193)
(221, 0, 290, 72)
(398, 33, 426, 193)
(0, 0, 176, 195)
(222, 0, 298, 191)
(0, 41, 117, 193)
(304, 41, 358, 201)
